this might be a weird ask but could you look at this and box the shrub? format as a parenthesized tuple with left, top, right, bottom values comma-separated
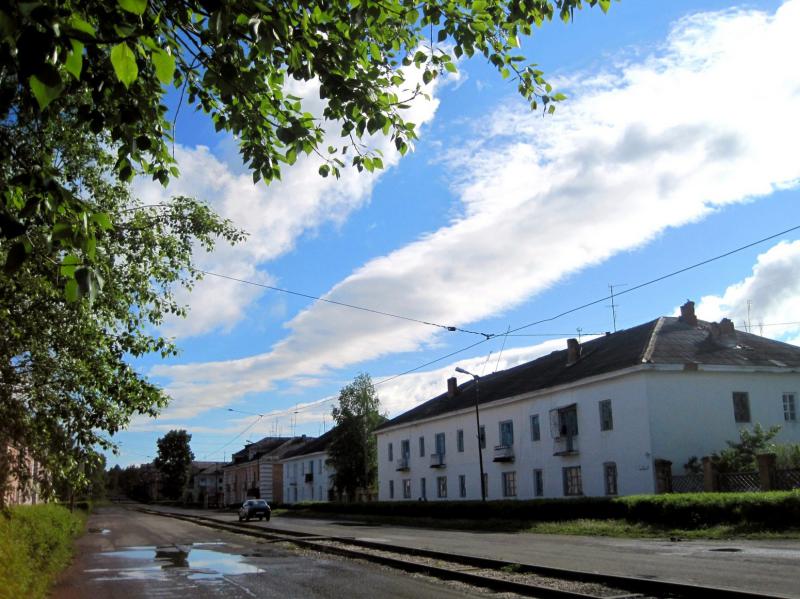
(0, 504, 85, 599)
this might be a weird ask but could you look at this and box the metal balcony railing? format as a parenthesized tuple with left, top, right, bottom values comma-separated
(396, 457, 410, 471)
(553, 435, 579, 456)
(492, 445, 515, 462)
(429, 453, 446, 468)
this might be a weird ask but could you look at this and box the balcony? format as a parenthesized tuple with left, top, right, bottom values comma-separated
(492, 445, 515, 462)
(429, 453, 446, 468)
(396, 457, 410, 471)
(304, 472, 313, 483)
(553, 435, 579, 456)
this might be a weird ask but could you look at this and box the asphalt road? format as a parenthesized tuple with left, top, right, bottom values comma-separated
(152, 506, 800, 598)
(52, 506, 497, 599)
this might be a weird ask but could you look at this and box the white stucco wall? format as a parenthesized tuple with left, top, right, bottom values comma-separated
(281, 451, 333, 504)
(376, 370, 656, 501)
(646, 368, 800, 473)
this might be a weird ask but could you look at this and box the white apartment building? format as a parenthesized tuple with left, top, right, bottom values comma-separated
(375, 302, 800, 501)
(282, 428, 336, 504)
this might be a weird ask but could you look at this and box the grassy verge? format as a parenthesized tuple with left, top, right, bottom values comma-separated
(0, 504, 86, 599)
(525, 519, 800, 540)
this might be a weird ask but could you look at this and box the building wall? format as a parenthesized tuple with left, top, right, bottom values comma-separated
(223, 461, 260, 506)
(282, 452, 333, 504)
(377, 370, 655, 501)
(646, 368, 800, 473)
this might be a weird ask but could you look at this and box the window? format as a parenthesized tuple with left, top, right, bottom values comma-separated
(604, 462, 618, 495)
(599, 399, 613, 431)
(732, 392, 751, 423)
(502, 471, 517, 497)
(389, 480, 394, 499)
(530, 414, 540, 441)
(550, 404, 579, 437)
(482, 473, 488, 498)
(562, 466, 582, 496)
(459, 475, 466, 498)
(401, 439, 411, 459)
(499, 420, 514, 446)
(419, 436, 425, 457)
(318, 459, 322, 474)
(402, 479, 412, 499)
(479, 425, 486, 449)
(437, 476, 448, 498)
(435, 432, 446, 456)
(533, 469, 544, 497)
(420, 477, 427, 499)
(388, 442, 394, 462)
(784, 393, 797, 421)
(457, 429, 464, 452)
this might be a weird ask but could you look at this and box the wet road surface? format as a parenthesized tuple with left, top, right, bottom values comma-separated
(52, 506, 495, 599)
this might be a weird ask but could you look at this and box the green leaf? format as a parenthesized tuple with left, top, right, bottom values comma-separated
(110, 43, 138, 88)
(318, 164, 330, 177)
(444, 61, 457, 74)
(151, 48, 175, 85)
(599, 0, 611, 14)
(3, 242, 27, 274)
(29, 75, 63, 110)
(64, 279, 79, 302)
(118, 0, 148, 16)
(90, 212, 113, 231)
(68, 15, 96, 38)
(65, 39, 84, 80)
(60, 253, 81, 278)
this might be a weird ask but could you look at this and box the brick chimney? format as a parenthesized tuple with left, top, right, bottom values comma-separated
(447, 377, 458, 398)
(566, 338, 581, 366)
(709, 317, 738, 348)
(679, 300, 698, 326)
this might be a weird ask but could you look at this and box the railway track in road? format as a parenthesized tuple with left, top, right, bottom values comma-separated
(138, 508, 788, 599)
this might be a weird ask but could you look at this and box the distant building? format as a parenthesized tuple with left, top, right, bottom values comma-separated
(281, 428, 336, 504)
(187, 461, 224, 507)
(375, 301, 800, 500)
(223, 436, 311, 506)
(1, 444, 44, 506)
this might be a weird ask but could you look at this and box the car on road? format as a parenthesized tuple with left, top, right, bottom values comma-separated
(238, 499, 271, 522)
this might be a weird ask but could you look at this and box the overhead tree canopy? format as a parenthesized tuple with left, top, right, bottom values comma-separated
(0, 0, 613, 294)
(327, 373, 385, 500)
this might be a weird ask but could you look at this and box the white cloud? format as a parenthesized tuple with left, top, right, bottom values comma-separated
(152, 1, 800, 418)
(693, 240, 800, 343)
(134, 65, 442, 339)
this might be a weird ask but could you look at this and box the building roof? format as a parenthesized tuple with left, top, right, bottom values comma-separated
(224, 436, 312, 467)
(376, 315, 800, 432)
(281, 427, 336, 460)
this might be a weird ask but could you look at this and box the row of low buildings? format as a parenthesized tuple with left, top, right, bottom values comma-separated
(204, 301, 800, 506)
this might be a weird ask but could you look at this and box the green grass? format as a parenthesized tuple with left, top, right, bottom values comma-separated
(0, 504, 86, 599)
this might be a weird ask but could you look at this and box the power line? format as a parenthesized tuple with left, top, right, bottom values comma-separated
(501, 224, 800, 336)
(194, 268, 493, 339)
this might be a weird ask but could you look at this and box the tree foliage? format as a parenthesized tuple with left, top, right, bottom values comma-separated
(0, 0, 614, 291)
(712, 423, 781, 473)
(155, 429, 194, 499)
(327, 373, 385, 500)
(0, 119, 242, 502)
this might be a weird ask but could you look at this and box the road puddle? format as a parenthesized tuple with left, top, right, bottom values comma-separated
(96, 543, 263, 581)
(88, 527, 111, 534)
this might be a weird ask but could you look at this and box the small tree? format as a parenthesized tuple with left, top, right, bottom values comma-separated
(155, 430, 194, 500)
(327, 373, 385, 501)
(712, 423, 780, 473)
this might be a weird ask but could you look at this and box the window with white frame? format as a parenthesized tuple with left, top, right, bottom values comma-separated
(530, 414, 540, 441)
(784, 393, 797, 422)
(604, 462, 618, 495)
(388, 442, 393, 462)
(533, 469, 544, 497)
(599, 399, 613, 431)
(457, 429, 464, 452)
(502, 471, 517, 497)
(499, 420, 514, 447)
(389, 480, 394, 499)
(435, 432, 446, 456)
(459, 474, 466, 498)
(437, 476, 447, 498)
(402, 479, 412, 499)
(562, 466, 582, 496)
(732, 392, 751, 423)
(401, 439, 411, 459)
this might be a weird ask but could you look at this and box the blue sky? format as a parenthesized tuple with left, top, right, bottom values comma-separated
(114, 0, 800, 465)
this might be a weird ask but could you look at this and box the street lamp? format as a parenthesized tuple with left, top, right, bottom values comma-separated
(455, 366, 486, 502)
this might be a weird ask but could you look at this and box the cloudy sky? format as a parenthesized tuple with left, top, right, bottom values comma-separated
(115, 0, 800, 465)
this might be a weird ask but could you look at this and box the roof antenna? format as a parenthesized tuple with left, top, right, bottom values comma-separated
(494, 325, 511, 372)
(576, 327, 583, 343)
(608, 283, 627, 332)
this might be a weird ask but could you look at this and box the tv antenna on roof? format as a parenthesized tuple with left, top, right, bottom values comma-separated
(608, 283, 627, 332)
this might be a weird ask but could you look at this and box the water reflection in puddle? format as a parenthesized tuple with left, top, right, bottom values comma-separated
(97, 543, 263, 582)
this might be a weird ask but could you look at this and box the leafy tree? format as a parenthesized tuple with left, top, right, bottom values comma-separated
(1, 0, 614, 291)
(327, 373, 385, 500)
(155, 429, 195, 500)
(712, 423, 781, 473)
(0, 120, 242, 504)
